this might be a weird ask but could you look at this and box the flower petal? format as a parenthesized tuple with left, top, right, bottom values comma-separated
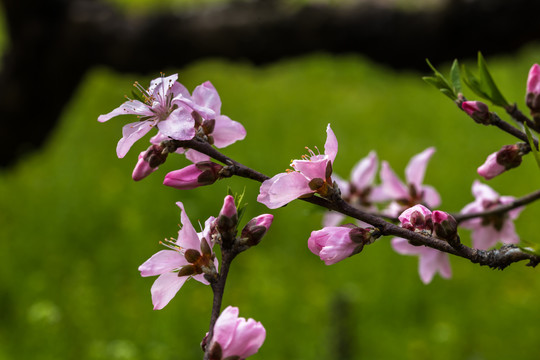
(213, 306, 239, 350)
(176, 202, 201, 250)
(139, 250, 187, 277)
(350, 151, 378, 190)
(150, 272, 189, 310)
(98, 100, 153, 123)
(471, 180, 499, 202)
(212, 115, 247, 148)
(257, 172, 311, 209)
(471, 225, 499, 249)
(116, 121, 155, 158)
(185, 149, 211, 163)
(391, 237, 422, 255)
(421, 185, 441, 208)
(405, 147, 435, 190)
(324, 124, 338, 163)
(192, 81, 222, 116)
(379, 161, 409, 200)
(157, 107, 196, 141)
(291, 157, 329, 181)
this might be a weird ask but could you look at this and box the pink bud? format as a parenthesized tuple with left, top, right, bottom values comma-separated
(461, 101, 490, 124)
(163, 161, 223, 190)
(477, 152, 506, 180)
(527, 64, 540, 95)
(132, 151, 158, 181)
(398, 204, 432, 232)
(209, 306, 266, 359)
(432, 210, 457, 241)
(307, 226, 365, 265)
(219, 195, 237, 218)
(478, 144, 523, 180)
(240, 214, 274, 247)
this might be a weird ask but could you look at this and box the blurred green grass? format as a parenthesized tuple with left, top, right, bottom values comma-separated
(2, 41, 540, 359)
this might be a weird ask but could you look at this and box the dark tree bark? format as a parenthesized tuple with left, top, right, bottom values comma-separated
(1, 0, 539, 166)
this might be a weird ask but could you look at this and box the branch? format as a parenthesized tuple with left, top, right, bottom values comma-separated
(171, 138, 540, 270)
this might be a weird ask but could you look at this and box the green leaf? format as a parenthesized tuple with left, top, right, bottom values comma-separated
(450, 59, 462, 93)
(461, 64, 490, 100)
(423, 59, 458, 101)
(523, 123, 540, 169)
(477, 52, 509, 107)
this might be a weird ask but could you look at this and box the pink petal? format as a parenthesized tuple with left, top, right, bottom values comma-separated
(225, 318, 266, 359)
(391, 237, 422, 255)
(322, 211, 346, 227)
(176, 202, 201, 250)
(527, 64, 540, 94)
(213, 306, 239, 350)
(192, 81, 222, 116)
(350, 151, 378, 190)
(185, 149, 211, 163)
(139, 250, 187, 277)
(324, 124, 338, 163)
(98, 100, 153, 123)
(148, 74, 179, 96)
(212, 115, 247, 148)
(471, 225, 499, 249)
(157, 107, 196, 140)
(499, 220, 520, 245)
(332, 173, 350, 198)
(291, 157, 329, 180)
(116, 121, 155, 158)
(405, 147, 435, 190)
(418, 249, 451, 284)
(471, 180, 499, 202)
(421, 185, 441, 208)
(380, 161, 409, 200)
(151, 272, 189, 310)
(500, 196, 524, 219)
(257, 172, 311, 209)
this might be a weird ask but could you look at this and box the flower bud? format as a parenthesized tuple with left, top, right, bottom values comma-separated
(239, 214, 274, 247)
(132, 151, 158, 181)
(215, 196, 239, 245)
(461, 101, 491, 125)
(477, 144, 523, 180)
(163, 161, 223, 190)
(308, 225, 367, 265)
(209, 306, 266, 360)
(398, 204, 433, 232)
(526, 64, 540, 114)
(432, 211, 457, 240)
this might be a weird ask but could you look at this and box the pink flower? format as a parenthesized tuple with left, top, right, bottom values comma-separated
(176, 81, 247, 152)
(98, 74, 196, 158)
(132, 150, 159, 181)
(460, 180, 523, 249)
(308, 225, 373, 265)
(208, 306, 266, 360)
(163, 162, 223, 190)
(257, 124, 338, 209)
(377, 147, 441, 217)
(138, 202, 217, 310)
(323, 151, 380, 227)
(219, 195, 237, 219)
(461, 101, 491, 124)
(392, 238, 452, 284)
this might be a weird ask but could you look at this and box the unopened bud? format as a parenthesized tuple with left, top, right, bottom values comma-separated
(432, 211, 458, 241)
(478, 144, 523, 180)
(462, 101, 491, 125)
(398, 205, 433, 232)
(163, 161, 223, 190)
(132, 151, 158, 181)
(526, 64, 540, 116)
(239, 214, 274, 247)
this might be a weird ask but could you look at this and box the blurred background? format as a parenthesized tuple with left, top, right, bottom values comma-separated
(1, 0, 540, 359)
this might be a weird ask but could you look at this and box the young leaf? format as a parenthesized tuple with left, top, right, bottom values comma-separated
(423, 59, 458, 101)
(477, 52, 509, 107)
(450, 59, 462, 94)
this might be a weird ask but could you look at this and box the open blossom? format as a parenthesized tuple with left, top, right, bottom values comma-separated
(207, 306, 266, 360)
(460, 180, 523, 249)
(377, 147, 441, 217)
(391, 238, 451, 284)
(257, 124, 338, 209)
(98, 74, 196, 158)
(308, 225, 374, 265)
(323, 151, 380, 227)
(138, 202, 217, 310)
